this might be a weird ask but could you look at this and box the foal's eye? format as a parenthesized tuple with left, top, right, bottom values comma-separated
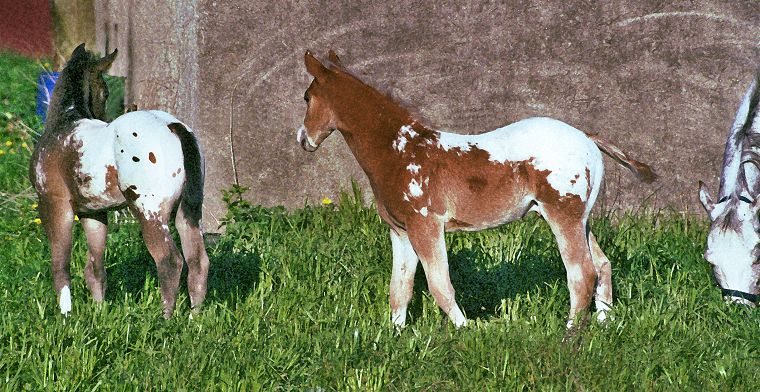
(718, 196, 730, 203)
(739, 195, 754, 204)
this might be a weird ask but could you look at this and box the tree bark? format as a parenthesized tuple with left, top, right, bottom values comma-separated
(51, 0, 96, 68)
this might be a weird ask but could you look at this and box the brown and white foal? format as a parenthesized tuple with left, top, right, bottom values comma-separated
(29, 44, 209, 318)
(298, 51, 656, 328)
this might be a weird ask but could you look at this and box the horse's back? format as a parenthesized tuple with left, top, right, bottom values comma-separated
(111, 110, 187, 214)
(441, 117, 604, 198)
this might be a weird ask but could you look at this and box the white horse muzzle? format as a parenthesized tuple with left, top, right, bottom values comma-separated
(297, 125, 318, 152)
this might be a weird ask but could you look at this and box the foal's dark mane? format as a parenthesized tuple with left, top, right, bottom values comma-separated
(740, 65, 760, 141)
(326, 61, 431, 130)
(45, 46, 102, 131)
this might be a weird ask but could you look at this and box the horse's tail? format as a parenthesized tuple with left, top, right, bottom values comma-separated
(585, 133, 658, 183)
(168, 122, 205, 225)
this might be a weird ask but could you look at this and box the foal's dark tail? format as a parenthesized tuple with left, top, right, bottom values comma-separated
(168, 122, 205, 225)
(585, 133, 658, 183)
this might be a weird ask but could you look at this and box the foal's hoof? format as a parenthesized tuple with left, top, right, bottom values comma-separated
(59, 286, 72, 316)
(162, 308, 175, 319)
(595, 309, 614, 325)
(562, 317, 589, 343)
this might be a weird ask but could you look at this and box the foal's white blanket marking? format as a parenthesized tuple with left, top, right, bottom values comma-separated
(69, 111, 187, 217)
(435, 117, 601, 201)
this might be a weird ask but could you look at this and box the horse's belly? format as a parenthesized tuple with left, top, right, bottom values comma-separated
(444, 191, 533, 232)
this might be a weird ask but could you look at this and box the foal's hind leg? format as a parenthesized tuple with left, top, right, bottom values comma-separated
(80, 212, 108, 302)
(175, 202, 210, 312)
(131, 205, 184, 318)
(588, 232, 612, 321)
(542, 209, 596, 329)
(39, 198, 76, 315)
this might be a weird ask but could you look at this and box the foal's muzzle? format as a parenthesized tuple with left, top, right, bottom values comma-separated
(721, 288, 758, 307)
(297, 126, 318, 152)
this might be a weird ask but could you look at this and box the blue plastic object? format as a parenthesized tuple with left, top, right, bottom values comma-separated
(36, 71, 59, 122)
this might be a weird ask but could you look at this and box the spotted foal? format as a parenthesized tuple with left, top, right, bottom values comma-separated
(29, 44, 209, 318)
(298, 50, 656, 328)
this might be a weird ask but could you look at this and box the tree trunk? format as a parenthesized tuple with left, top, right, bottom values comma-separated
(51, 0, 96, 68)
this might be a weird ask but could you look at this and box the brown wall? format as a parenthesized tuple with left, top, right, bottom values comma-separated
(98, 1, 760, 230)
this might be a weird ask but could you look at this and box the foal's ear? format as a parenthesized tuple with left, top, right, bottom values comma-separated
(305, 50, 329, 79)
(94, 49, 118, 72)
(328, 50, 342, 66)
(71, 43, 87, 59)
(698, 181, 715, 216)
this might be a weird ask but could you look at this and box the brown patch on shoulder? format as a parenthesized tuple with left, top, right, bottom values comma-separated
(124, 185, 140, 201)
(149, 152, 157, 164)
(467, 176, 488, 192)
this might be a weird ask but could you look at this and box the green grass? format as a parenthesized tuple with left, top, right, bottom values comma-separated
(2, 52, 759, 391)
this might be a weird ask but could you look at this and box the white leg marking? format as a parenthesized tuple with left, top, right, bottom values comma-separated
(59, 285, 72, 315)
(450, 308, 467, 328)
(390, 230, 418, 328)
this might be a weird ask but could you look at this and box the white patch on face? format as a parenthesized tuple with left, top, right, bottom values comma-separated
(296, 125, 306, 143)
(705, 222, 760, 295)
(407, 163, 420, 174)
(59, 285, 72, 315)
(436, 117, 603, 201)
(408, 179, 424, 198)
(393, 125, 419, 152)
(419, 206, 428, 216)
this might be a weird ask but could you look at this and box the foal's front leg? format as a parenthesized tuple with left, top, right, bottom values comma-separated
(406, 218, 467, 327)
(389, 229, 419, 327)
(80, 212, 108, 302)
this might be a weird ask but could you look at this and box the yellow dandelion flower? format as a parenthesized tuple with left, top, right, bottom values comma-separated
(31, 203, 38, 209)
(74, 215, 79, 221)
(33, 218, 42, 225)
(21, 142, 28, 149)
(5, 140, 11, 147)
(0, 150, 5, 155)
(321, 197, 333, 205)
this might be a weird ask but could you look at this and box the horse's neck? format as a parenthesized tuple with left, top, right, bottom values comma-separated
(340, 116, 418, 182)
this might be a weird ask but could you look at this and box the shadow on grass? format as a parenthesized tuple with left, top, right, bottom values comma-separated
(102, 232, 262, 309)
(406, 239, 566, 322)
